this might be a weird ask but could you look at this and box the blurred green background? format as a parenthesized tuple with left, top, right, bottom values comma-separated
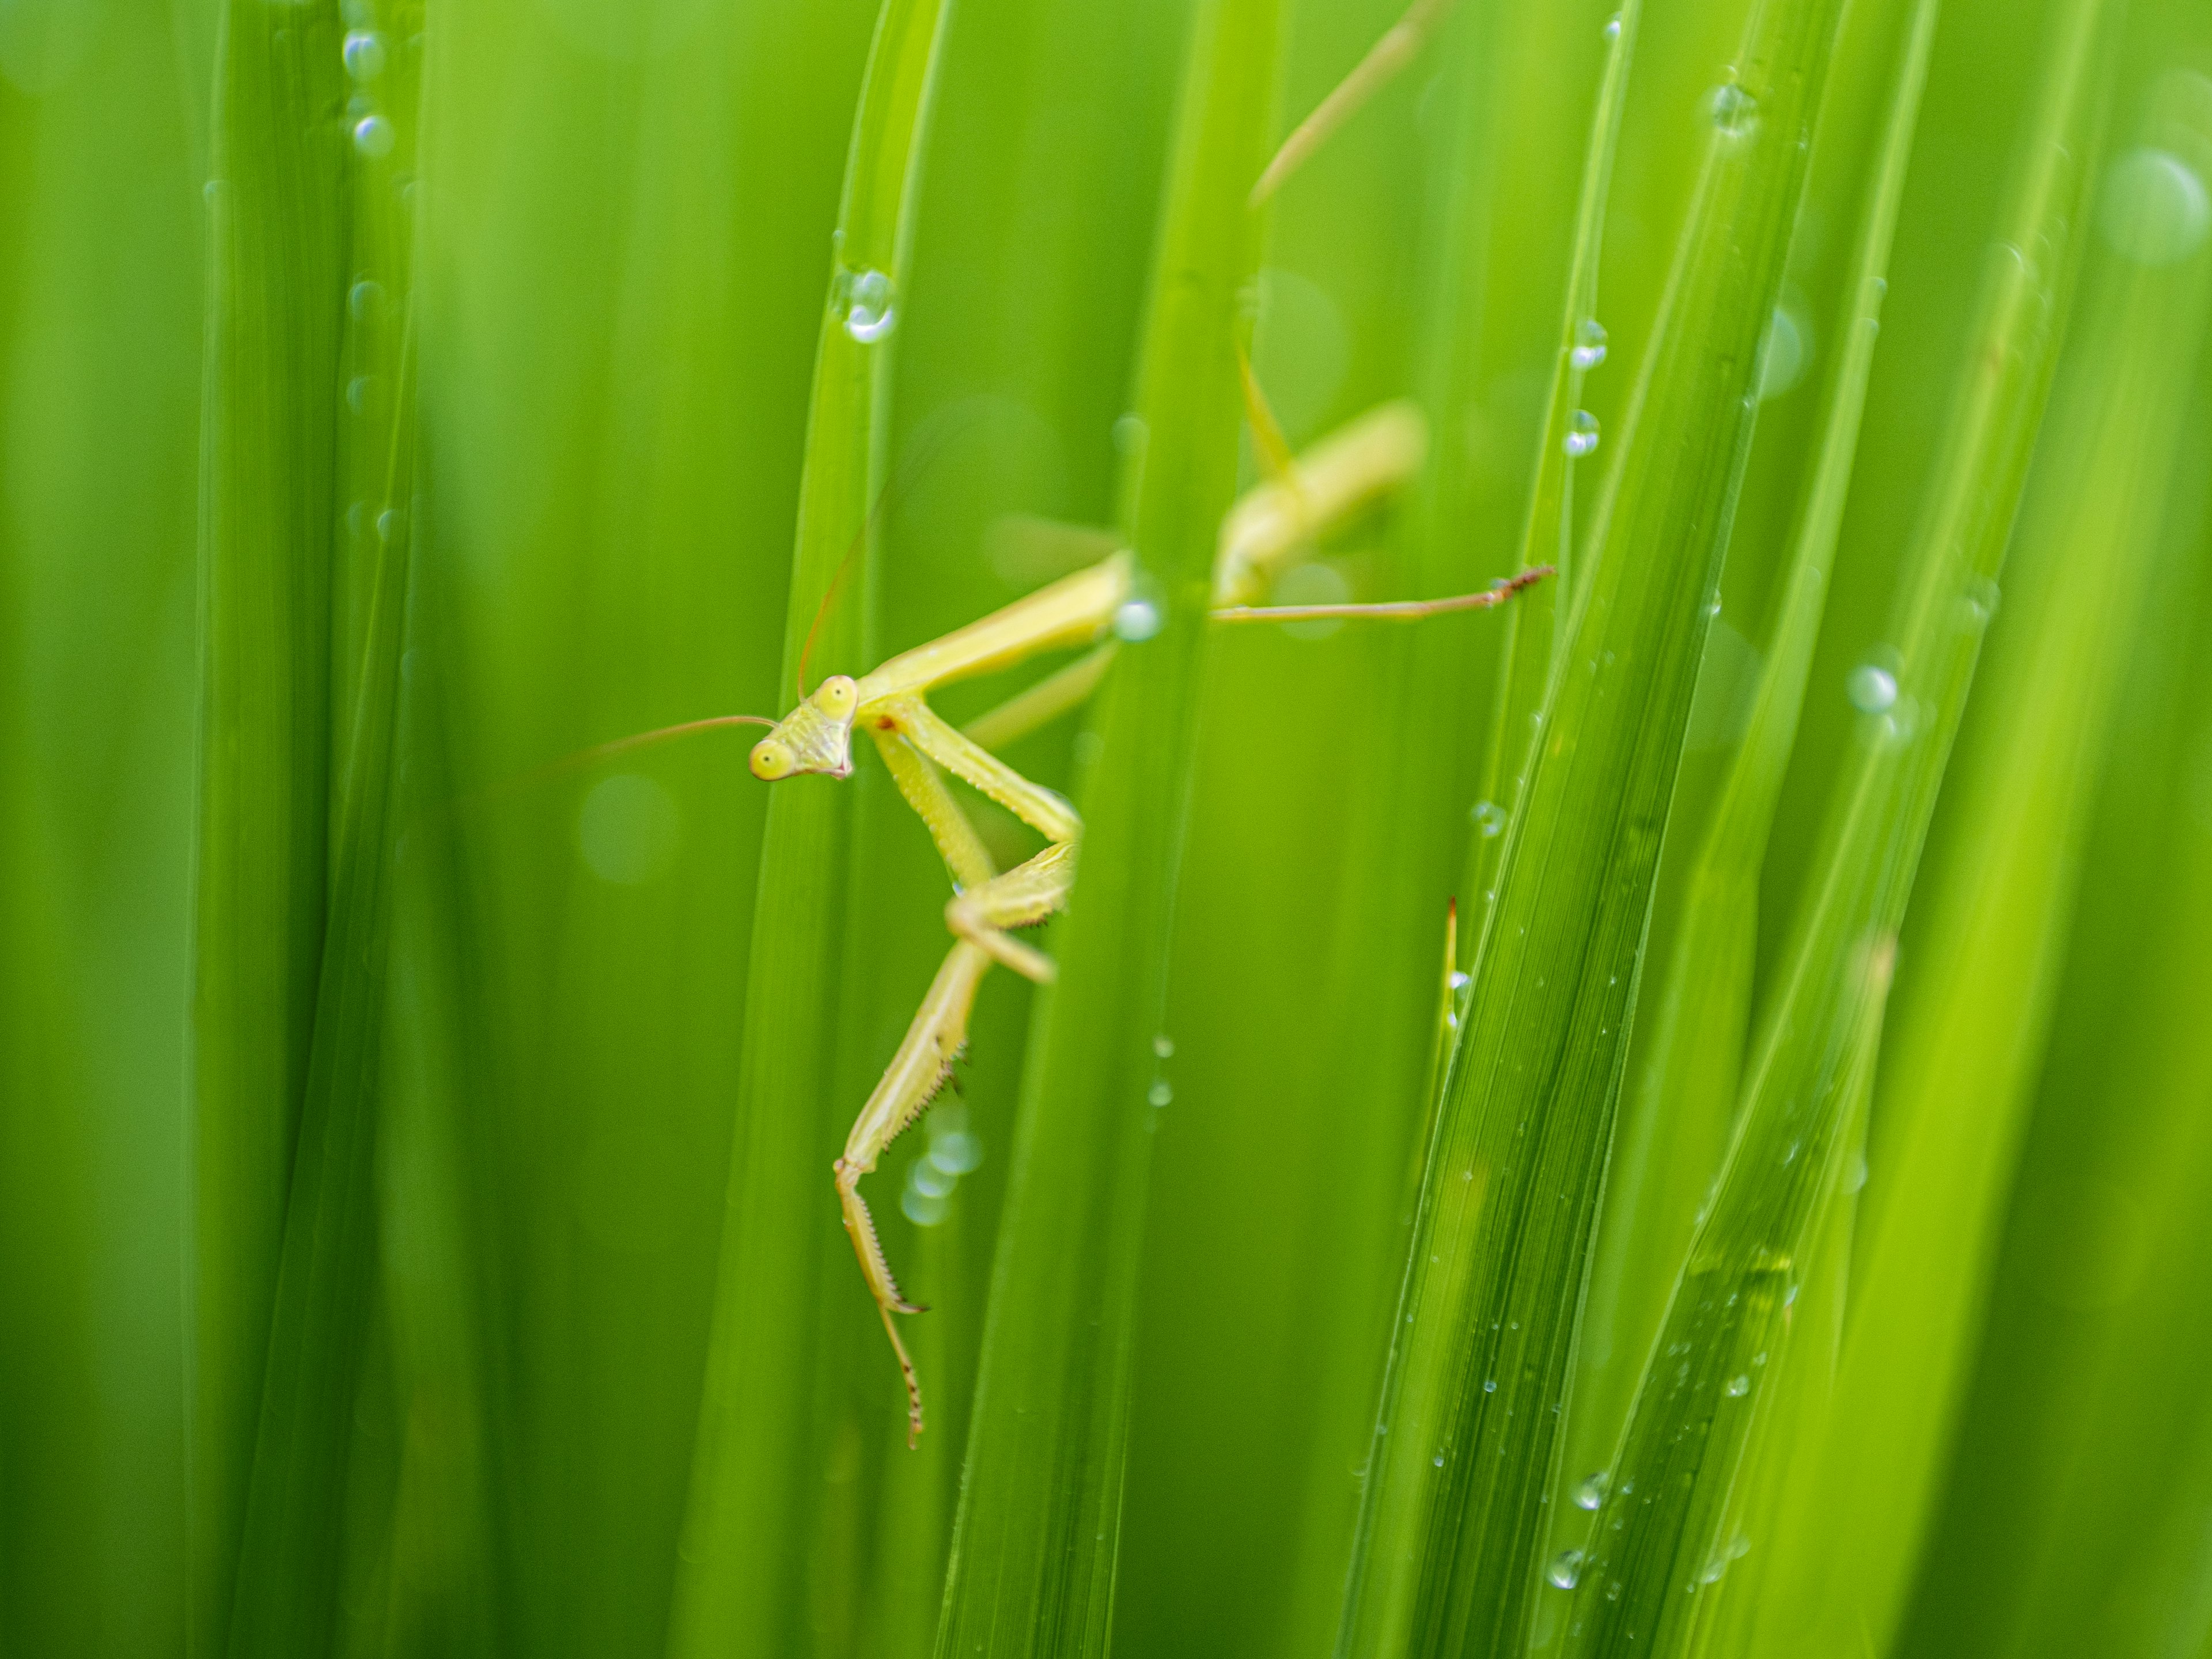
(3, 0, 2210, 1654)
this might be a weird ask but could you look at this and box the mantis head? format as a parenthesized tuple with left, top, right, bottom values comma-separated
(749, 675, 859, 781)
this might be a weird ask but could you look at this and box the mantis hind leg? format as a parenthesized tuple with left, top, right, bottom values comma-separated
(836, 938, 994, 1446)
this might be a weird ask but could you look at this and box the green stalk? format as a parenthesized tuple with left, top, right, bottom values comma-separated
(1552, 0, 2118, 1649)
(1556, 0, 1939, 1551)
(211, 5, 426, 1650)
(1748, 64, 2212, 1659)
(663, 2, 953, 1653)
(931, 0, 1280, 1649)
(1336, 0, 1847, 1650)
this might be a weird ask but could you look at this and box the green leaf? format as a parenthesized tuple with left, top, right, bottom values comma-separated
(1557, 0, 1940, 1555)
(1748, 62, 2212, 1659)
(930, 0, 1280, 1649)
(209, 6, 427, 1650)
(1335, 0, 1849, 1650)
(664, 2, 954, 1653)
(1552, 0, 2120, 1649)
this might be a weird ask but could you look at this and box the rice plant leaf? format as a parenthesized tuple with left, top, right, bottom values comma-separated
(1747, 66, 2212, 1659)
(1460, 0, 1638, 946)
(1268, 4, 1635, 1645)
(663, 2, 953, 1653)
(1553, 0, 2120, 1650)
(931, 0, 1279, 1649)
(188, 5, 350, 1651)
(1334, 0, 1849, 1650)
(213, 9, 427, 1650)
(1560, 0, 1940, 1524)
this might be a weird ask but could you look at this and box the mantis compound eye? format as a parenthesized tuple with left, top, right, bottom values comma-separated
(750, 739, 796, 781)
(815, 676, 858, 718)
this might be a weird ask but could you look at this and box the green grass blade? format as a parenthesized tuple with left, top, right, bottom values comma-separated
(1748, 67, 2212, 1659)
(0, 14, 205, 1651)
(1233, 3, 1630, 1647)
(930, 0, 1278, 1648)
(1461, 1, 1638, 944)
(1553, 0, 2119, 1649)
(188, 5, 351, 1651)
(215, 9, 426, 1650)
(663, 2, 953, 1654)
(1558, 0, 1938, 1541)
(1334, 0, 1848, 1650)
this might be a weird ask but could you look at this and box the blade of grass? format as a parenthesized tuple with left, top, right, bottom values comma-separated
(1748, 66, 2212, 1659)
(930, 0, 1279, 1649)
(662, 1, 953, 1653)
(1555, 0, 1938, 1552)
(0, 14, 205, 1649)
(187, 5, 350, 1652)
(1271, 7, 1635, 1653)
(1893, 296, 2212, 1659)
(218, 9, 426, 1650)
(1459, 0, 1638, 955)
(1334, 0, 1849, 1650)
(1553, 0, 2119, 1649)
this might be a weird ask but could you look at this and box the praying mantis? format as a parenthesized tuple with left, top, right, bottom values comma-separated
(606, 0, 1542, 1444)
(731, 403, 1548, 1442)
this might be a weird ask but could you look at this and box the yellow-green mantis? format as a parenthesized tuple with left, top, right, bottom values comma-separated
(719, 399, 1548, 1442)
(609, 0, 1524, 1444)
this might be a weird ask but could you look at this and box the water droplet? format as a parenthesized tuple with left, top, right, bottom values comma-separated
(2099, 147, 2210, 266)
(1153, 1034, 1175, 1059)
(375, 507, 402, 541)
(203, 179, 222, 208)
(1603, 14, 1621, 41)
(1571, 317, 1608, 370)
(1472, 799, 1506, 837)
(1432, 1452, 1446, 1468)
(346, 375, 377, 415)
(1448, 970, 1471, 991)
(839, 267, 896, 342)
(902, 1187, 948, 1227)
(1113, 598, 1162, 642)
(1847, 661, 1898, 714)
(1843, 1150, 1869, 1194)
(910, 1159, 955, 1199)
(1724, 1374, 1750, 1397)
(1113, 411, 1148, 454)
(351, 113, 396, 159)
(1574, 1471, 1609, 1510)
(348, 278, 385, 321)
(929, 1129, 983, 1175)
(1548, 1549, 1584, 1589)
(1563, 410, 1600, 457)
(1709, 82, 1759, 139)
(1483, 1378, 1498, 1393)
(1759, 301, 1811, 400)
(1961, 575, 2002, 627)
(1148, 1080, 1173, 1107)
(342, 29, 387, 79)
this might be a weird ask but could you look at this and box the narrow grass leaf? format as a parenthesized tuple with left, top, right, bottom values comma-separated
(1554, 0, 2119, 1650)
(1750, 67, 2212, 1659)
(932, 0, 1279, 1649)
(1560, 0, 1939, 1527)
(1336, 0, 1848, 1651)
(664, 2, 954, 1653)
(1272, 6, 1635, 1649)
(1459, 0, 1638, 960)
(218, 10, 426, 1652)
(189, 5, 350, 1651)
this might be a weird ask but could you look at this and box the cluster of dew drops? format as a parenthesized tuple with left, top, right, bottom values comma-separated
(343, 7, 399, 161)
